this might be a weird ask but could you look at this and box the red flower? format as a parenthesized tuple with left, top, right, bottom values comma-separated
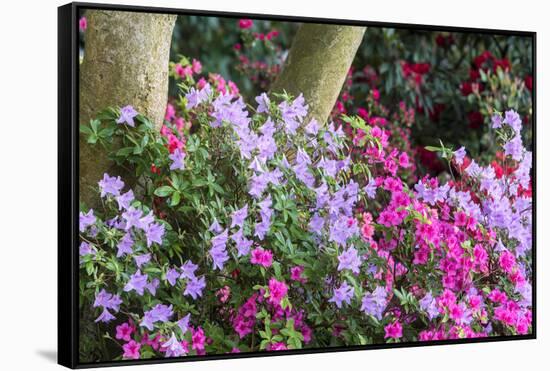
(150, 164, 160, 175)
(473, 51, 494, 68)
(467, 111, 484, 129)
(493, 58, 511, 72)
(525, 75, 533, 91)
(460, 82, 473, 96)
(469, 68, 481, 80)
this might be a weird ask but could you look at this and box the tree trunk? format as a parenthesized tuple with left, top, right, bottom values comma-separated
(270, 24, 366, 125)
(79, 10, 176, 208)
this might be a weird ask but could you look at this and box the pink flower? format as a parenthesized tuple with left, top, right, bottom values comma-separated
(165, 103, 176, 122)
(267, 278, 288, 306)
(268, 342, 287, 351)
(192, 59, 202, 74)
(79, 17, 87, 32)
(115, 322, 134, 342)
(191, 327, 206, 352)
(290, 266, 305, 282)
(122, 340, 141, 359)
(175, 64, 193, 78)
(499, 250, 516, 273)
(384, 321, 403, 339)
(238, 19, 253, 29)
(250, 247, 273, 267)
(398, 152, 410, 168)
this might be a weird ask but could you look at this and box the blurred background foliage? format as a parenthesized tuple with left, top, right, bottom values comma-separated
(169, 15, 533, 167)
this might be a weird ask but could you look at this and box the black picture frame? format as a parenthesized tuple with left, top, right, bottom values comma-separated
(58, 2, 537, 368)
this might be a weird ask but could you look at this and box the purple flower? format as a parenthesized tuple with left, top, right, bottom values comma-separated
(79, 209, 96, 232)
(145, 222, 165, 247)
(255, 93, 270, 113)
(491, 113, 503, 129)
(329, 216, 359, 247)
(419, 292, 439, 320)
(231, 204, 248, 229)
(454, 146, 466, 166)
(308, 213, 325, 234)
(169, 148, 186, 171)
(337, 247, 362, 274)
(305, 118, 320, 136)
(231, 228, 253, 256)
(249, 173, 269, 198)
(504, 109, 522, 134)
(140, 304, 173, 331)
(329, 281, 354, 308)
(122, 207, 143, 230)
(116, 233, 134, 257)
(116, 190, 134, 210)
(177, 314, 191, 334)
(184, 276, 206, 299)
(257, 134, 277, 162)
(95, 308, 115, 323)
(364, 178, 377, 199)
(278, 94, 308, 135)
(138, 211, 155, 231)
(93, 289, 122, 311)
(166, 268, 180, 286)
(180, 260, 198, 280)
(79, 241, 95, 257)
(124, 270, 148, 296)
(260, 118, 276, 136)
(361, 286, 387, 320)
(208, 219, 223, 234)
(186, 84, 212, 109)
(134, 253, 151, 268)
(210, 229, 229, 270)
(145, 278, 160, 295)
(503, 136, 524, 161)
(116, 105, 138, 127)
(162, 332, 186, 357)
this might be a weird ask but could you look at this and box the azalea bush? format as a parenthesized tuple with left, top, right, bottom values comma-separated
(78, 68, 532, 361)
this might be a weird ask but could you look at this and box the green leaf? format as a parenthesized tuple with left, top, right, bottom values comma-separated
(154, 186, 175, 197)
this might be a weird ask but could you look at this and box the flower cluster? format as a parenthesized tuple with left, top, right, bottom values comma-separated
(79, 65, 532, 362)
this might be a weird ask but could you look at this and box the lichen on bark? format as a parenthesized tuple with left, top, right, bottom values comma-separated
(79, 10, 176, 208)
(270, 24, 366, 126)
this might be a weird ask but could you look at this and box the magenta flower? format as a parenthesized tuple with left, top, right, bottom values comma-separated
(122, 340, 141, 360)
(191, 327, 206, 352)
(384, 321, 403, 339)
(250, 247, 273, 268)
(115, 322, 134, 342)
(267, 278, 287, 306)
(116, 105, 138, 127)
(238, 19, 253, 29)
(79, 16, 87, 32)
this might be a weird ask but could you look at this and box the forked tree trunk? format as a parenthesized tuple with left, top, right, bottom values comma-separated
(79, 10, 176, 208)
(270, 24, 366, 125)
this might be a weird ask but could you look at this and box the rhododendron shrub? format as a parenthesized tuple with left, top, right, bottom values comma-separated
(79, 74, 532, 361)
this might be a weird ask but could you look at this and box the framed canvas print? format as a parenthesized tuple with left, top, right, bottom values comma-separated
(58, 2, 536, 368)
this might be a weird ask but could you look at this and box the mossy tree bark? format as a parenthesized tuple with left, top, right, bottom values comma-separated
(270, 24, 366, 125)
(79, 10, 176, 208)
